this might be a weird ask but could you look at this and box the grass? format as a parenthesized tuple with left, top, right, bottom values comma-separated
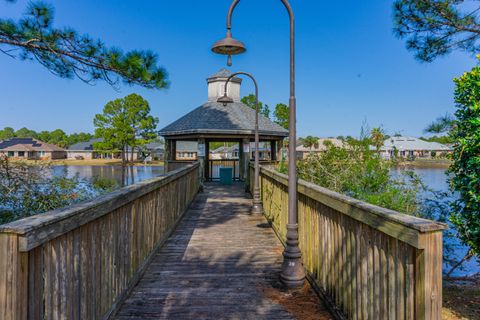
(442, 275, 480, 319)
(397, 158, 452, 168)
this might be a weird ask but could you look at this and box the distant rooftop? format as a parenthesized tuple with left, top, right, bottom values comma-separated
(0, 138, 65, 152)
(382, 136, 451, 151)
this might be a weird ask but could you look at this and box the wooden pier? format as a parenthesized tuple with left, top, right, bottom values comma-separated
(114, 183, 332, 319)
(0, 163, 447, 319)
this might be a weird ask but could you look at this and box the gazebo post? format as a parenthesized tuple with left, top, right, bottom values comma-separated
(197, 138, 206, 182)
(241, 137, 250, 184)
(270, 141, 277, 161)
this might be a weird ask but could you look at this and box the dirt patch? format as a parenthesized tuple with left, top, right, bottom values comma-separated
(443, 275, 480, 320)
(259, 279, 334, 320)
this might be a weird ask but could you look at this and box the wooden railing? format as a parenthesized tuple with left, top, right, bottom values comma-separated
(251, 165, 447, 320)
(207, 159, 240, 181)
(0, 163, 200, 320)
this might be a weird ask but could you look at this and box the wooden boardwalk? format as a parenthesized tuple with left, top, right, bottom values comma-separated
(114, 183, 332, 320)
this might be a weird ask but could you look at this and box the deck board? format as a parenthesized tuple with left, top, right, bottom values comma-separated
(114, 183, 333, 319)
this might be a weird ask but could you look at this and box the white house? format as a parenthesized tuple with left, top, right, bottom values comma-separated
(380, 136, 451, 159)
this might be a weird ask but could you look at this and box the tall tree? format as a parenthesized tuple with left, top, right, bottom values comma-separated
(449, 63, 480, 263)
(370, 127, 386, 151)
(241, 94, 270, 118)
(93, 94, 158, 165)
(424, 113, 456, 134)
(0, 127, 15, 140)
(393, 0, 480, 62)
(303, 136, 319, 150)
(0, 1, 168, 89)
(273, 103, 289, 129)
(15, 127, 37, 138)
(48, 129, 68, 147)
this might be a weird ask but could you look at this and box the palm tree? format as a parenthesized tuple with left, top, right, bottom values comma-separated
(370, 127, 385, 151)
(303, 136, 319, 151)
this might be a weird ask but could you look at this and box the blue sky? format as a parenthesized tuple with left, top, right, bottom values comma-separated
(0, 0, 476, 138)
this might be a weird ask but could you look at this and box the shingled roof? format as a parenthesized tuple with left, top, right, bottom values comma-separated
(159, 101, 288, 137)
(0, 138, 65, 152)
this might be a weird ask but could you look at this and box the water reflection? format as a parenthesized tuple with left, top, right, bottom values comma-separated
(51, 165, 165, 187)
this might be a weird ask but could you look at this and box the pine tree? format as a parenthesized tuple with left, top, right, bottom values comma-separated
(0, 1, 168, 89)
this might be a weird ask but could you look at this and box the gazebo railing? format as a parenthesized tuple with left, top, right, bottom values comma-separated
(208, 159, 240, 181)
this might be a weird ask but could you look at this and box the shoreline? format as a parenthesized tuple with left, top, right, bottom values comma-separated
(11, 159, 165, 167)
(395, 158, 452, 169)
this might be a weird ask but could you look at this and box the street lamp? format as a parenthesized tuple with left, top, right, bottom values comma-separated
(218, 72, 264, 215)
(211, 0, 305, 288)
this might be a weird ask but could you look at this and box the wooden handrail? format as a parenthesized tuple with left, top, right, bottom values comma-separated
(252, 164, 446, 320)
(259, 165, 446, 248)
(0, 163, 200, 320)
(0, 163, 199, 252)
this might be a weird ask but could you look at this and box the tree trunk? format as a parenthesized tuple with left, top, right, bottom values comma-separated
(122, 145, 126, 167)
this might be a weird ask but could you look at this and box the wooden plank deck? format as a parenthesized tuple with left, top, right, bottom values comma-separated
(114, 183, 333, 320)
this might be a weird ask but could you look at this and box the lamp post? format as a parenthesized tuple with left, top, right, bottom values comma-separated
(218, 72, 264, 215)
(211, 0, 305, 288)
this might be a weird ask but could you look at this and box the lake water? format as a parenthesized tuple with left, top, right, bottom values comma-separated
(392, 167, 480, 276)
(51, 165, 165, 187)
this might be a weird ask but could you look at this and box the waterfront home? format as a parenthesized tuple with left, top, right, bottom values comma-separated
(67, 138, 139, 160)
(0, 137, 66, 160)
(142, 142, 164, 160)
(210, 143, 271, 160)
(296, 138, 344, 159)
(175, 141, 198, 161)
(380, 136, 452, 159)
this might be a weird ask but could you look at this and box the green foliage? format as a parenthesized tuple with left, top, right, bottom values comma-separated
(449, 64, 480, 259)
(91, 176, 117, 192)
(241, 94, 270, 118)
(273, 103, 289, 129)
(420, 135, 454, 144)
(370, 127, 385, 151)
(94, 94, 158, 165)
(295, 139, 424, 216)
(393, 0, 480, 62)
(0, 156, 97, 224)
(424, 113, 456, 134)
(15, 127, 38, 138)
(0, 1, 168, 89)
(302, 136, 319, 149)
(0, 127, 15, 140)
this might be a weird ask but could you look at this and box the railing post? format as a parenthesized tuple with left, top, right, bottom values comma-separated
(415, 231, 443, 320)
(0, 233, 28, 320)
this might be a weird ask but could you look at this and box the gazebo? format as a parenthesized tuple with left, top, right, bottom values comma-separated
(159, 69, 288, 183)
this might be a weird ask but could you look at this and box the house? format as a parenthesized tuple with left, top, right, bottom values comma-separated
(176, 141, 198, 161)
(67, 138, 139, 161)
(296, 138, 344, 159)
(142, 142, 164, 160)
(210, 143, 271, 160)
(380, 136, 452, 159)
(0, 138, 66, 160)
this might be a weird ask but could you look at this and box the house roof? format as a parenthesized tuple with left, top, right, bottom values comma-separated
(0, 138, 65, 152)
(296, 138, 344, 152)
(69, 138, 162, 152)
(159, 102, 288, 138)
(68, 138, 103, 151)
(381, 136, 451, 151)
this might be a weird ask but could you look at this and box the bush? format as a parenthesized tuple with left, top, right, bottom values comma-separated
(0, 156, 108, 224)
(294, 139, 424, 216)
(449, 64, 480, 261)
